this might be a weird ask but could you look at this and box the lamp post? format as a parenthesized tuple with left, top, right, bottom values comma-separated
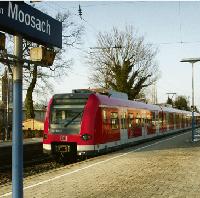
(180, 58, 200, 142)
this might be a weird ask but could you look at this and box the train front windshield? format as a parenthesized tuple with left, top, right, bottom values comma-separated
(50, 98, 88, 134)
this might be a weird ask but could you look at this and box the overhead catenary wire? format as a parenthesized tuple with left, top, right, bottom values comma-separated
(48, 1, 126, 10)
(42, 2, 100, 35)
(33, 2, 200, 48)
(28, 3, 200, 79)
(178, 1, 183, 44)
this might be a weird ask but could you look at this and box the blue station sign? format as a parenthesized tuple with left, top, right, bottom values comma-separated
(0, 1, 62, 48)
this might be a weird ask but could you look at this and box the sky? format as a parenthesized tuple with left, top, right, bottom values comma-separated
(29, 1, 200, 108)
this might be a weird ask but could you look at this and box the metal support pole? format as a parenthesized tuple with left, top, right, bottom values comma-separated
(180, 58, 200, 142)
(12, 35, 23, 198)
(6, 70, 9, 140)
(192, 63, 195, 142)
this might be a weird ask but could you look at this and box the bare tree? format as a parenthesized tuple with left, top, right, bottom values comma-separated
(87, 26, 159, 100)
(1, 10, 84, 119)
(22, 11, 84, 119)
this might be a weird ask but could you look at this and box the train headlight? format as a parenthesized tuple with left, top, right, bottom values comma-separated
(81, 134, 92, 141)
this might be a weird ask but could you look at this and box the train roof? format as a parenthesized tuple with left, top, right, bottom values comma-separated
(51, 91, 200, 116)
(95, 93, 161, 111)
(95, 93, 198, 115)
(53, 93, 91, 99)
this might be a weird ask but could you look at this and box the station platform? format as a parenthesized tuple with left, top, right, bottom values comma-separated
(0, 138, 43, 167)
(1, 130, 200, 198)
(0, 138, 42, 147)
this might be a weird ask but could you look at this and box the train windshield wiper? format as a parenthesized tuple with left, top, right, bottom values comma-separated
(64, 111, 82, 128)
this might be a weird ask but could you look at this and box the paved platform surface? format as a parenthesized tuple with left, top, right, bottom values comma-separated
(1, 131, 200, 198)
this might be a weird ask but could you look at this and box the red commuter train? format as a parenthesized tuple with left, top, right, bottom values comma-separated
(43, 89, 200, 161)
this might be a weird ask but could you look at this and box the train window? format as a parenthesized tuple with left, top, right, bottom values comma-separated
(111, 112, 119, 129)
(146, 114, 152, 126)
(128, 113, 134, 128)
(152, 112, 156, 120)
(54, 98, 88, 105)
(163, 113, 166, 123)
(175, 114, 179, 125)
(166, 113, 169, 125)
(182, 115, 186, 127)
(136, 113, 141, 127)
(102, 110, 107, 123)
(158, 112, 162, 126)
(62, 111, 65, 119)
(169, 113, 174, 125)
(121, 112, 127, 129)
(141, 113, 146, 126)
(152, 112, 156, 126)
(50, 108, 82, 134)
(51, 110, 67, 123)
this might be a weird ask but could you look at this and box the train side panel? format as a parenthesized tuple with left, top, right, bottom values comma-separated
(43, 97, 53, 153)
(77, 94, 100, 154)
(43, 91, 200, 161)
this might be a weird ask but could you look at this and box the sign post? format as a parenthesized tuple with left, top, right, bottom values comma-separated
(0, 1, 62, 48)
(0, 2, 62, 197)
(12, 35, 23, 198)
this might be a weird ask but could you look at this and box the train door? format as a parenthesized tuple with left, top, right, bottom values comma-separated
(134, 110, 143, 137)
(158, 111, 163, 133)
(119, 108, 128, 144)
(142, 111, 147, 137)
(155, 111, 159, 135)
(146, 111, 156, 135)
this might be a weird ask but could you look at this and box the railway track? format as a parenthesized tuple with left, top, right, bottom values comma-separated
(0, 139, 43, 167)
(0, 152, 90, 187)
(0, 148, 115, 187)
(0, 154, 64, 186)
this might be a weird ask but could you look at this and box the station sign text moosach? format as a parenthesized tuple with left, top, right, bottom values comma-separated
(0, 1, 62, 48)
